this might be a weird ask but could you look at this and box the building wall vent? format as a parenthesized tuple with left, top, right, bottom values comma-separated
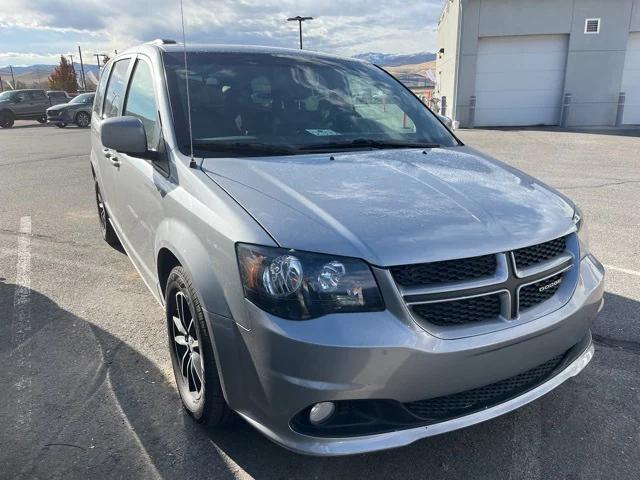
(584, 18, 600, 34)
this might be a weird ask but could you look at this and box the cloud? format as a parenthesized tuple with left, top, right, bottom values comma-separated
(0, 0, 443, 66)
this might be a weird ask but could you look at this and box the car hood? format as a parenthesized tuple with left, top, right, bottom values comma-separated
(201, 146, 575, 266)
(47, 103, 73, 111)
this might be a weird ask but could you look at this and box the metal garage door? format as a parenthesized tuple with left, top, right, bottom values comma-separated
(474, 35, 568, 127)
(621, 32, 640, 125)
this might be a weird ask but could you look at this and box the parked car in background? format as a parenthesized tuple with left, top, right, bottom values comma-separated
(92, 43, 604, 456)
(0, 89, 53, 128)
(47, 92, 95, 128)
(46, 90, 71, 105)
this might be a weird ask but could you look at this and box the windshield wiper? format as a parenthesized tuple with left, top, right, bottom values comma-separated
(299, 138, 441, 151)
(189, 141, 297, 156)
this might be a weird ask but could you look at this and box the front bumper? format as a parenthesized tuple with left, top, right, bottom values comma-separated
(205, 254, 605, 456)
(46, 110, 72, 124)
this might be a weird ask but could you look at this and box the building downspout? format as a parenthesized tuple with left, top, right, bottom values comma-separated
(451, 0, 463, 124)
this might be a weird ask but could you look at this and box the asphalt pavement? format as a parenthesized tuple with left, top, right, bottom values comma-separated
(1, 121, 639, 479)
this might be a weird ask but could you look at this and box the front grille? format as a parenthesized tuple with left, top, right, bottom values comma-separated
(513, 236, 567, 270)
(519, 273, 564, 311)
(404, 353, 565, 421)
(412, 294, 501, 327)
(391, 255, 496, 287)
(393, 234, 573, 332)
(47, 111, 60, 117)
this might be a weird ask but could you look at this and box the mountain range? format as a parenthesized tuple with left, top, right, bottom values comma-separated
(0, 63, 102, 89)
(0, 52, 438, 90)
(352, 52, 437, 66)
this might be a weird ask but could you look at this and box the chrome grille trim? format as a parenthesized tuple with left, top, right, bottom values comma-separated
(388, 234, 577, 335)
(511, 251, 573, 278)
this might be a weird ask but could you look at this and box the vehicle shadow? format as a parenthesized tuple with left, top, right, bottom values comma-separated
(1, 281, 638, 479)
(2, 122, 50, 130)
(0, 279, 238, 479)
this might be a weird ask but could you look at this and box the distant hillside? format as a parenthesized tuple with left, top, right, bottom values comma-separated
(0, 63, 101, 90)
(353, 52, 436, 66)
(385, 60, 437, 77)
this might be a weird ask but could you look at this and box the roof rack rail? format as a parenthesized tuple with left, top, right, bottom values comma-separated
(148, 39, 177, 45)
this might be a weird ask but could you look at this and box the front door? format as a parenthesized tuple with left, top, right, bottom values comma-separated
(110, 55, 170, 288)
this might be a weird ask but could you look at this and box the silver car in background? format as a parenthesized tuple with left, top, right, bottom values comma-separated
(90, 41, 604, 456)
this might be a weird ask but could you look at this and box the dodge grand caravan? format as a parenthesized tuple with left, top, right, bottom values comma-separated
(90, 40, 604, 456)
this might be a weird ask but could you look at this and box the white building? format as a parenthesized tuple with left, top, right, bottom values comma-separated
(436, 0, 640, 128)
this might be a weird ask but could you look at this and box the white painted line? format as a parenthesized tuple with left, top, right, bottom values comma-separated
(13, 215, 32, 429)
(604, 264, 640, 277)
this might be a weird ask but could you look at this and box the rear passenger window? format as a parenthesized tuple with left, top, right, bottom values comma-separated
(93, 63, 113, 116)
(103, 59, 131, 118)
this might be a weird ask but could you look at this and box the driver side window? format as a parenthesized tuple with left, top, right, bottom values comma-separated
(124, 59, 161, 150)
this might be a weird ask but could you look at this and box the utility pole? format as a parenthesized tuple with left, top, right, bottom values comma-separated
(287, 16, 313, 49)
(9, 65, 16, 88)
(94, 54, 101, 79)
(78, 45, 87, 91)
(0, 76, 3, 92)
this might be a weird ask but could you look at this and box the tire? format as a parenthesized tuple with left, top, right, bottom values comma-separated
(94, 181, 120, 248)
(37, 116, 47, 124)
(75, 111, 90, 128)
(56, 123, 67, 128)
(166, 266, 232, 427)
(0, 111, 14, 129)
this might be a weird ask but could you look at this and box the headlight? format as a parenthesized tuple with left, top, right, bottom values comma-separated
(573, 206, 589, 258)
(236, 243, 385, 320)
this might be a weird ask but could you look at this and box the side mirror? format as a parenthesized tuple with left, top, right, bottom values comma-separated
(101, 116, 148, 155)
(14, 96, 23, 103)
(437, 113, 453, 128)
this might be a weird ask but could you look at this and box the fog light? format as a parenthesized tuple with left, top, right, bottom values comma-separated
(309, 401, 335, 425)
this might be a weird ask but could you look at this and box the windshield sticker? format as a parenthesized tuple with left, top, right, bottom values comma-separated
(306, 129, 341, 136)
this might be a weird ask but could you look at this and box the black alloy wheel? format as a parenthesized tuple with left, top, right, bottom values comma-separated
(0, 112, 14, 128)
(165, 266, 232, 426)
(94, 181, 120, 247)
(76, 111, 90, 128)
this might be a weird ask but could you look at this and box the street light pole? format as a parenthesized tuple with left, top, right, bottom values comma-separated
(287, 16, 313, 49)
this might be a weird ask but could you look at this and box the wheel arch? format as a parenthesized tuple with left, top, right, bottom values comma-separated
(155, 224, 237, 407)
(154, 219, 233, 319)
(157, 247, 182, 298)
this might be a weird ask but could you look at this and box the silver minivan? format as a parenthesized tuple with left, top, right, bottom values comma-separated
(90, 40, 604, 456)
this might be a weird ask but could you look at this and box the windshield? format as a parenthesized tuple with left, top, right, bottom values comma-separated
(163, 51, 458, 156)
(0, 91, 15, 101)
(70, 93, 94, 104)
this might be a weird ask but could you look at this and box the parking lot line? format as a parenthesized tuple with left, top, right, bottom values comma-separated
(12, 216, 32, 430)
(604, 264, 640, 277)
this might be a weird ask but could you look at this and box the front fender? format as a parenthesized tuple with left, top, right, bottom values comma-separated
(155, 218, 233, 319)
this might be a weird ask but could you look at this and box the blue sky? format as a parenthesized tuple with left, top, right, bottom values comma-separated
(1, 0, 443, 66)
